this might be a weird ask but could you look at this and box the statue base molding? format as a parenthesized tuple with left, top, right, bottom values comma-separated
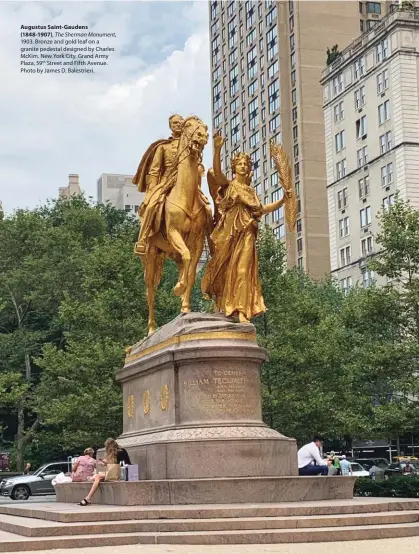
(116, 313, 298, 480)
(55, 476, 356, 506)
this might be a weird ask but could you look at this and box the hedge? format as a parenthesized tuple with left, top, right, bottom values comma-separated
(355, 476, 419, 498)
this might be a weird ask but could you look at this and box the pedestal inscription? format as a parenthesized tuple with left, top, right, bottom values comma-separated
(181, 366, 261, 423)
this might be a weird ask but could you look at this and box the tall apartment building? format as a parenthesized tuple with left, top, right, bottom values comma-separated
(321, 6, 419, 291)
(209, 1, 378, 278)
(97, 173, 145, 217)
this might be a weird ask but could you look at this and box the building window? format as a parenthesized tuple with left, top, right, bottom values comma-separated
(231, 114, 240, 143)
(249, 97, 259, 130)
(249, 130, 260, 149)
(296, 219, 302, 233)
(354, 86, 366, 109)
(379, 131, 392, 154)
(378, 100, 390, 125)
(367, 2, 381, 14)
(339, 216, 350, 238)
(292, 89, 297, 105)
(247, 46, 257, 79)
(362, 269, 375, 288)
(227, 1, 235, 17)
(354, 56, 365, 80)
(340, 246, 351, 267)
(357, 146, 368, 167)
(213, 82, 222, 111)
(360, 206, 372, 228)
(290, 33, 295, 50)
(333, 101, 344, 123)
(212, 65, 221, 82)
(376, 38, 388, 63)
(251, 149, 261, 179)
(229, 64, 239, 97)
(291, 69, 296, 85)
(336, 159, 347, 180)
(268, 60, 278, 79)
(341, 277, 352, 295)
(246, 1, 256, 28)
(383, 194, 395, 211)
(361, 236, 374, 256)
(377, 69, 389, 93)
(269, 114, 280, 133)
(230, 97, 240, 113)
(381, 162, 393, 186)
(289, 14, 294, 31)
(337, 187, 348, 210)
(294, 162, 299, 178)
(211, 1, 219, 20)
(272, 206, 284, 222)
(335, 130, 346, 152)
(228, 16, 237, 48)
(211, 35, 220, 65)
(214, 112, 222, 128)
(294, 143, 299, 158)
(356, 115, 367, 139)
(333, 73, 344, 95)
(270, 172, 279, 188)
(266, 6, 277, 26)
(293, 125, 298, 141)
(266, 26, 278, 61)
(358, 176, 370, 198)
(248, 79, 258, 96)
(246, 28, 256, 46)
(268, 79, 279, 113)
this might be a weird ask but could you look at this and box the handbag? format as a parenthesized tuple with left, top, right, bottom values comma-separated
(104, 463, 120, 481)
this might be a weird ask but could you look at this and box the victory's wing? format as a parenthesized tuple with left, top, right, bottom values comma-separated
(269, 140, 298, 232)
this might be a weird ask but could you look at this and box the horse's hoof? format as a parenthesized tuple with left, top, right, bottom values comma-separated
(174, 282, 186, 296)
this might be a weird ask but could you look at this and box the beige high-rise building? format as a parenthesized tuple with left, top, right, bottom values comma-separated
(209, 1, 391, 278)
(58, 174, 82, 199)
(321, 6, 419, 292)
(97, 173, 145, 218)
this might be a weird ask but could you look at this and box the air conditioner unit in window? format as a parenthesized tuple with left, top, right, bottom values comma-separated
(381, 92, 386, 98)
(363, 198, 367, 203)
(386, 186, 390, 191)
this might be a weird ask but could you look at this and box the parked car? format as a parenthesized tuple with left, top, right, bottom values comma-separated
(0, 453, 10, 472)
(0, 461, 71, 500)
(384, 461, 419, 479)
(353, 458, 389, 471)
(350, 462, 370, 477)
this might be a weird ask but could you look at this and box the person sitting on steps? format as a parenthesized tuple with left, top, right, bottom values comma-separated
(297, 435, 329, 476)
(78, 438, 131, 506)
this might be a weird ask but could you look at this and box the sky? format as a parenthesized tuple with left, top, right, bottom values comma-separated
(0, 0, 212, 213)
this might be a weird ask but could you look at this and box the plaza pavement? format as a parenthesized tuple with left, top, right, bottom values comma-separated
(20, 537, 419, 554)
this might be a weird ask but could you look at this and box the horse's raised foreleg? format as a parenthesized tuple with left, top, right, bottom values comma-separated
(181, 232, 205, 313)
(166, 228, 190, 297)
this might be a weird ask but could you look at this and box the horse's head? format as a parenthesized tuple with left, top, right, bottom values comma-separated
(180, 116, 209, 159)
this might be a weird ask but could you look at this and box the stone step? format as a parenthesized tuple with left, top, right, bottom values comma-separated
(1, 498, 419, 523)
(0, 511, 418, 538)
(1, 522, 419, 551)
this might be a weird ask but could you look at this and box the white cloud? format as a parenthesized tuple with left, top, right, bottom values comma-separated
(0, 1, 212, 213)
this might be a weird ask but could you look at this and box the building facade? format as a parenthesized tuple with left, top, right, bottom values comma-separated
(208, 0, 378, 279)
(58, 174, 82, 199)
(97, 173, 145, 218)
(322, 7, 419, 291)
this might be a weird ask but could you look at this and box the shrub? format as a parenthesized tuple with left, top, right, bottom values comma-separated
(355, 476, 419, 498)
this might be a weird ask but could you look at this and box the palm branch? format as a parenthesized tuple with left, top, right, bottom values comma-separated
(269, 139, 298, 232)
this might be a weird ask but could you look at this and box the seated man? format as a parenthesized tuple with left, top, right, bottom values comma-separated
(297, 435, 329, 476)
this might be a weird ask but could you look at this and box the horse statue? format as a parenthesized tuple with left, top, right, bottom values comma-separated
(134, 116, 211, 335)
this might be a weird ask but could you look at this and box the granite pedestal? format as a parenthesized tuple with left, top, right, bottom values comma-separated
(115, 313, 297, 480)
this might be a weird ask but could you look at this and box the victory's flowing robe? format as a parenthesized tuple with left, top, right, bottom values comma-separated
(202, 179, 266, 320)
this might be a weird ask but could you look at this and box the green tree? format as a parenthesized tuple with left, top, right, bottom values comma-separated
(0, 197, 140, 468)
(326, 44, 341, 66)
